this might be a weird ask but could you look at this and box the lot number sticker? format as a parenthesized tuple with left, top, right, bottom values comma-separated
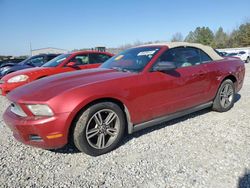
(137, 50, 158, 56)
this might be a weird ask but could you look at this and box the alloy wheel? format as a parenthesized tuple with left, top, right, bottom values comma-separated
(85, 109, 120, 149)
(220, 83, 234, 108)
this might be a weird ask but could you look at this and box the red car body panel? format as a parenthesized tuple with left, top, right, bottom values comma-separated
(3, 45, 245, 149)
(0, 51, 113, 95)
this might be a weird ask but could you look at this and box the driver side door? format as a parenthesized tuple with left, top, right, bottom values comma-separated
(143, 47, 211, 120)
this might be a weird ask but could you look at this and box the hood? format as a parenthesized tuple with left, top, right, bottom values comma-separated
(0, 62, 16, 68)
(0, 64, 33, 77)
(1, 67, 51, 81)
(8, 68, 135, 102)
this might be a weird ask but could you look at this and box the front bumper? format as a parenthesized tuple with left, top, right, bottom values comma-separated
(3, 107, 71, 149)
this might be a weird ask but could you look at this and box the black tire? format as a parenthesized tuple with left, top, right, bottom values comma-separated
(73, 102, 125, 156)
(246, 57, 250, 64)
(212, 79, 235, 112)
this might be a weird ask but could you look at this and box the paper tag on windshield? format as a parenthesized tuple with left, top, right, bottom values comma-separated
(115, 55, 124, 61)
(137, 50, 157, 56)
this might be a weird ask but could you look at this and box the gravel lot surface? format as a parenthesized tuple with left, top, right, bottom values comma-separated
(0, 64, 250, 188)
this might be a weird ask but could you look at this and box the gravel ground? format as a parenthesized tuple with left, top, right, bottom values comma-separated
(0, 64, 250, 188)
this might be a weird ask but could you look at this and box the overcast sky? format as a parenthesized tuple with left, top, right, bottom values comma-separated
(0, 0, 249, 56)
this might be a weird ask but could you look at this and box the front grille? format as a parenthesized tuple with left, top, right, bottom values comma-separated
(10, 103, 27, 117)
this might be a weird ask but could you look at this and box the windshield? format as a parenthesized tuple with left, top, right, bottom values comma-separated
(18, 57, 32, 65)
(100, 47, 161, 72)
(42, 54, 70, 67)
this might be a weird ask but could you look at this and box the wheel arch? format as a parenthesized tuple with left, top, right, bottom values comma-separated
(222, 74, 237, 84)
(67, 97, 133, 145)
(213, 74, 237, 100)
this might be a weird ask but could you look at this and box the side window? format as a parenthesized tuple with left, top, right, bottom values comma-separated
(47, 55, 58, 61)
(200, 50, 212, 63)
(69, 54, 89, 65)
(89, 54, 111, 64)
(156, 47, 201, 68)
(28, 56, 45, 66)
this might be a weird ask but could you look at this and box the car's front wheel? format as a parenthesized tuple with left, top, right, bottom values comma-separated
(73, 102, 125, 156)
(212, 79, 235, 112)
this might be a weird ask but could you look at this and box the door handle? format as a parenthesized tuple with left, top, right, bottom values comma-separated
(191, 72, 206, 77)
(198, 72, 206, 77)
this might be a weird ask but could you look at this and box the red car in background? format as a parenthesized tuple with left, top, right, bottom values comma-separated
(3, 42, 245, 156)
(0, 51, 113, 95)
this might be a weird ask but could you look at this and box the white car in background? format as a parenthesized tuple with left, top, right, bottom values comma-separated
(226, 50, 250, 63)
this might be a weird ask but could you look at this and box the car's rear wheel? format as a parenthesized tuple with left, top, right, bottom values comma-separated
(246, 57, 250, 63)
(73, 102, 125, 156)
(212, 79, 235, 112)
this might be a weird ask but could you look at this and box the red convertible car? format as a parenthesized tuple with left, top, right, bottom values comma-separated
(3, 42, 245, 156)
(0, 51, 113, 95)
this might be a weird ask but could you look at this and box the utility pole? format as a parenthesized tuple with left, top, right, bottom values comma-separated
(30, 42, 32, 56)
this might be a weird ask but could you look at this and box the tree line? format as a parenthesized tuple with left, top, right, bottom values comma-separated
(119, 21, 250, 50)
(172, 21, 250, 49)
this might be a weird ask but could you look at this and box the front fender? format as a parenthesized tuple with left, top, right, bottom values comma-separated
(48, 84, 136, 136)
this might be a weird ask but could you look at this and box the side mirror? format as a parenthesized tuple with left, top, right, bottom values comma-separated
(67, 62, 78, 68)
(153, 61, 177, 72)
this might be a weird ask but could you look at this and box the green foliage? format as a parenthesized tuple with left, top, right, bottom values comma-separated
(184, 31, 196, 43)
(236, 23, 250, 47)
(184, 27, 214, 46)
(178, 21, 250, 48)
(214, 27, 228, 48)
(227, 29, 240, 48)
(226, 23, 250, 48)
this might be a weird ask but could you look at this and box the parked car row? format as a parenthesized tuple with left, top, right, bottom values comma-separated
(0, 54, 60, 78)
(2, 42, 245, 156)
(226, 51, 250, 63)
(217, 49, 250, 63)
(0, 51, 113, 95)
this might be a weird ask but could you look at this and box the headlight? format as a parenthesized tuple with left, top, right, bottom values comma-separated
(8, 75, 29, 83)
(27, 104, 54, 116)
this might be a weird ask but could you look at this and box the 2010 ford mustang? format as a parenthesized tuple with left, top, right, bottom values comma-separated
(3, 42, 245, 156)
